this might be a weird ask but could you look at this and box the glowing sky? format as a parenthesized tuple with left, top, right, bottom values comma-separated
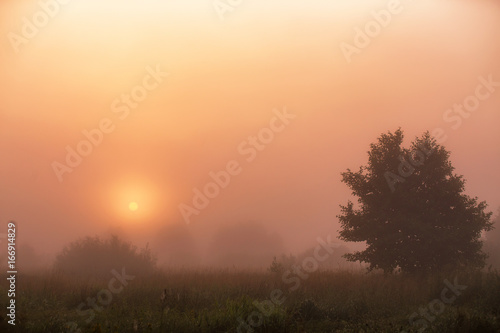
(0, 0, 499, 260)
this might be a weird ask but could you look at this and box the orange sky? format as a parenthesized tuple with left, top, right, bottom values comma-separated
(1, 0, 499, 262)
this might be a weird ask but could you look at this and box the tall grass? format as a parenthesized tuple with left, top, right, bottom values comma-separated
(1, 268, 499, 332)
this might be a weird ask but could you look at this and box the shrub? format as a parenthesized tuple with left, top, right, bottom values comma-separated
(53, 235, 157, 278)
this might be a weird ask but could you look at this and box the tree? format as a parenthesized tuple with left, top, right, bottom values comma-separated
(153, 223, 200, 267)
(337, 129, 493, 274)
(54, 235, 157, 277)
(484, 209, 500, 269)
(208, 222, 284, 268)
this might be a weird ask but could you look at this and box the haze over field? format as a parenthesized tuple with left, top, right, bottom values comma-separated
(0, 0, 499, 268)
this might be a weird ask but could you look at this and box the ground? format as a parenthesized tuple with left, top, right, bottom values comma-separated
(1, 269, 499, 332)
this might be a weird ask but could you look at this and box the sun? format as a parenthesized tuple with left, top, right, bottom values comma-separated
(105, 177, 166, 223)
(128, 201, 139, 212)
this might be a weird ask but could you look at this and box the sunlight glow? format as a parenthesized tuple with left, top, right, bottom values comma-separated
(128, 201, 139, 212)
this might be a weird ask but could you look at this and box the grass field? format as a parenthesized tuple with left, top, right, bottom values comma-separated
(1, 268, 500, 332)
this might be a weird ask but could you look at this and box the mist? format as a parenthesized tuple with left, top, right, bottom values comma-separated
(1, 1, 500, 331)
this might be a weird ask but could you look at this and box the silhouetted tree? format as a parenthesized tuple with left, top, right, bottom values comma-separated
(208, 222, 284, 268)
(484, 209, 500, 269)
(338, 129, 493, 274)
(54, 235, 157, 277)
(153, 223, 200, 267)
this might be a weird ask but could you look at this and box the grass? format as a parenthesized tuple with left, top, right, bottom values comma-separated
(1, 268, 499, 332)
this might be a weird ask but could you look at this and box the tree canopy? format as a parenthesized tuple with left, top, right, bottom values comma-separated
(337, 129, 493, 274)
(54, 235, 157, 277)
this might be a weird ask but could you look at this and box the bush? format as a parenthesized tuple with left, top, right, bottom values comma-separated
(53, 235, 157, 278)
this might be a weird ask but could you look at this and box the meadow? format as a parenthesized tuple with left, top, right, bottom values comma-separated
(1, 268, 500, 333)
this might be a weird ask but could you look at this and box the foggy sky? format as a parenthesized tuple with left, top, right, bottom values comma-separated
(1, 0, 499, 266)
